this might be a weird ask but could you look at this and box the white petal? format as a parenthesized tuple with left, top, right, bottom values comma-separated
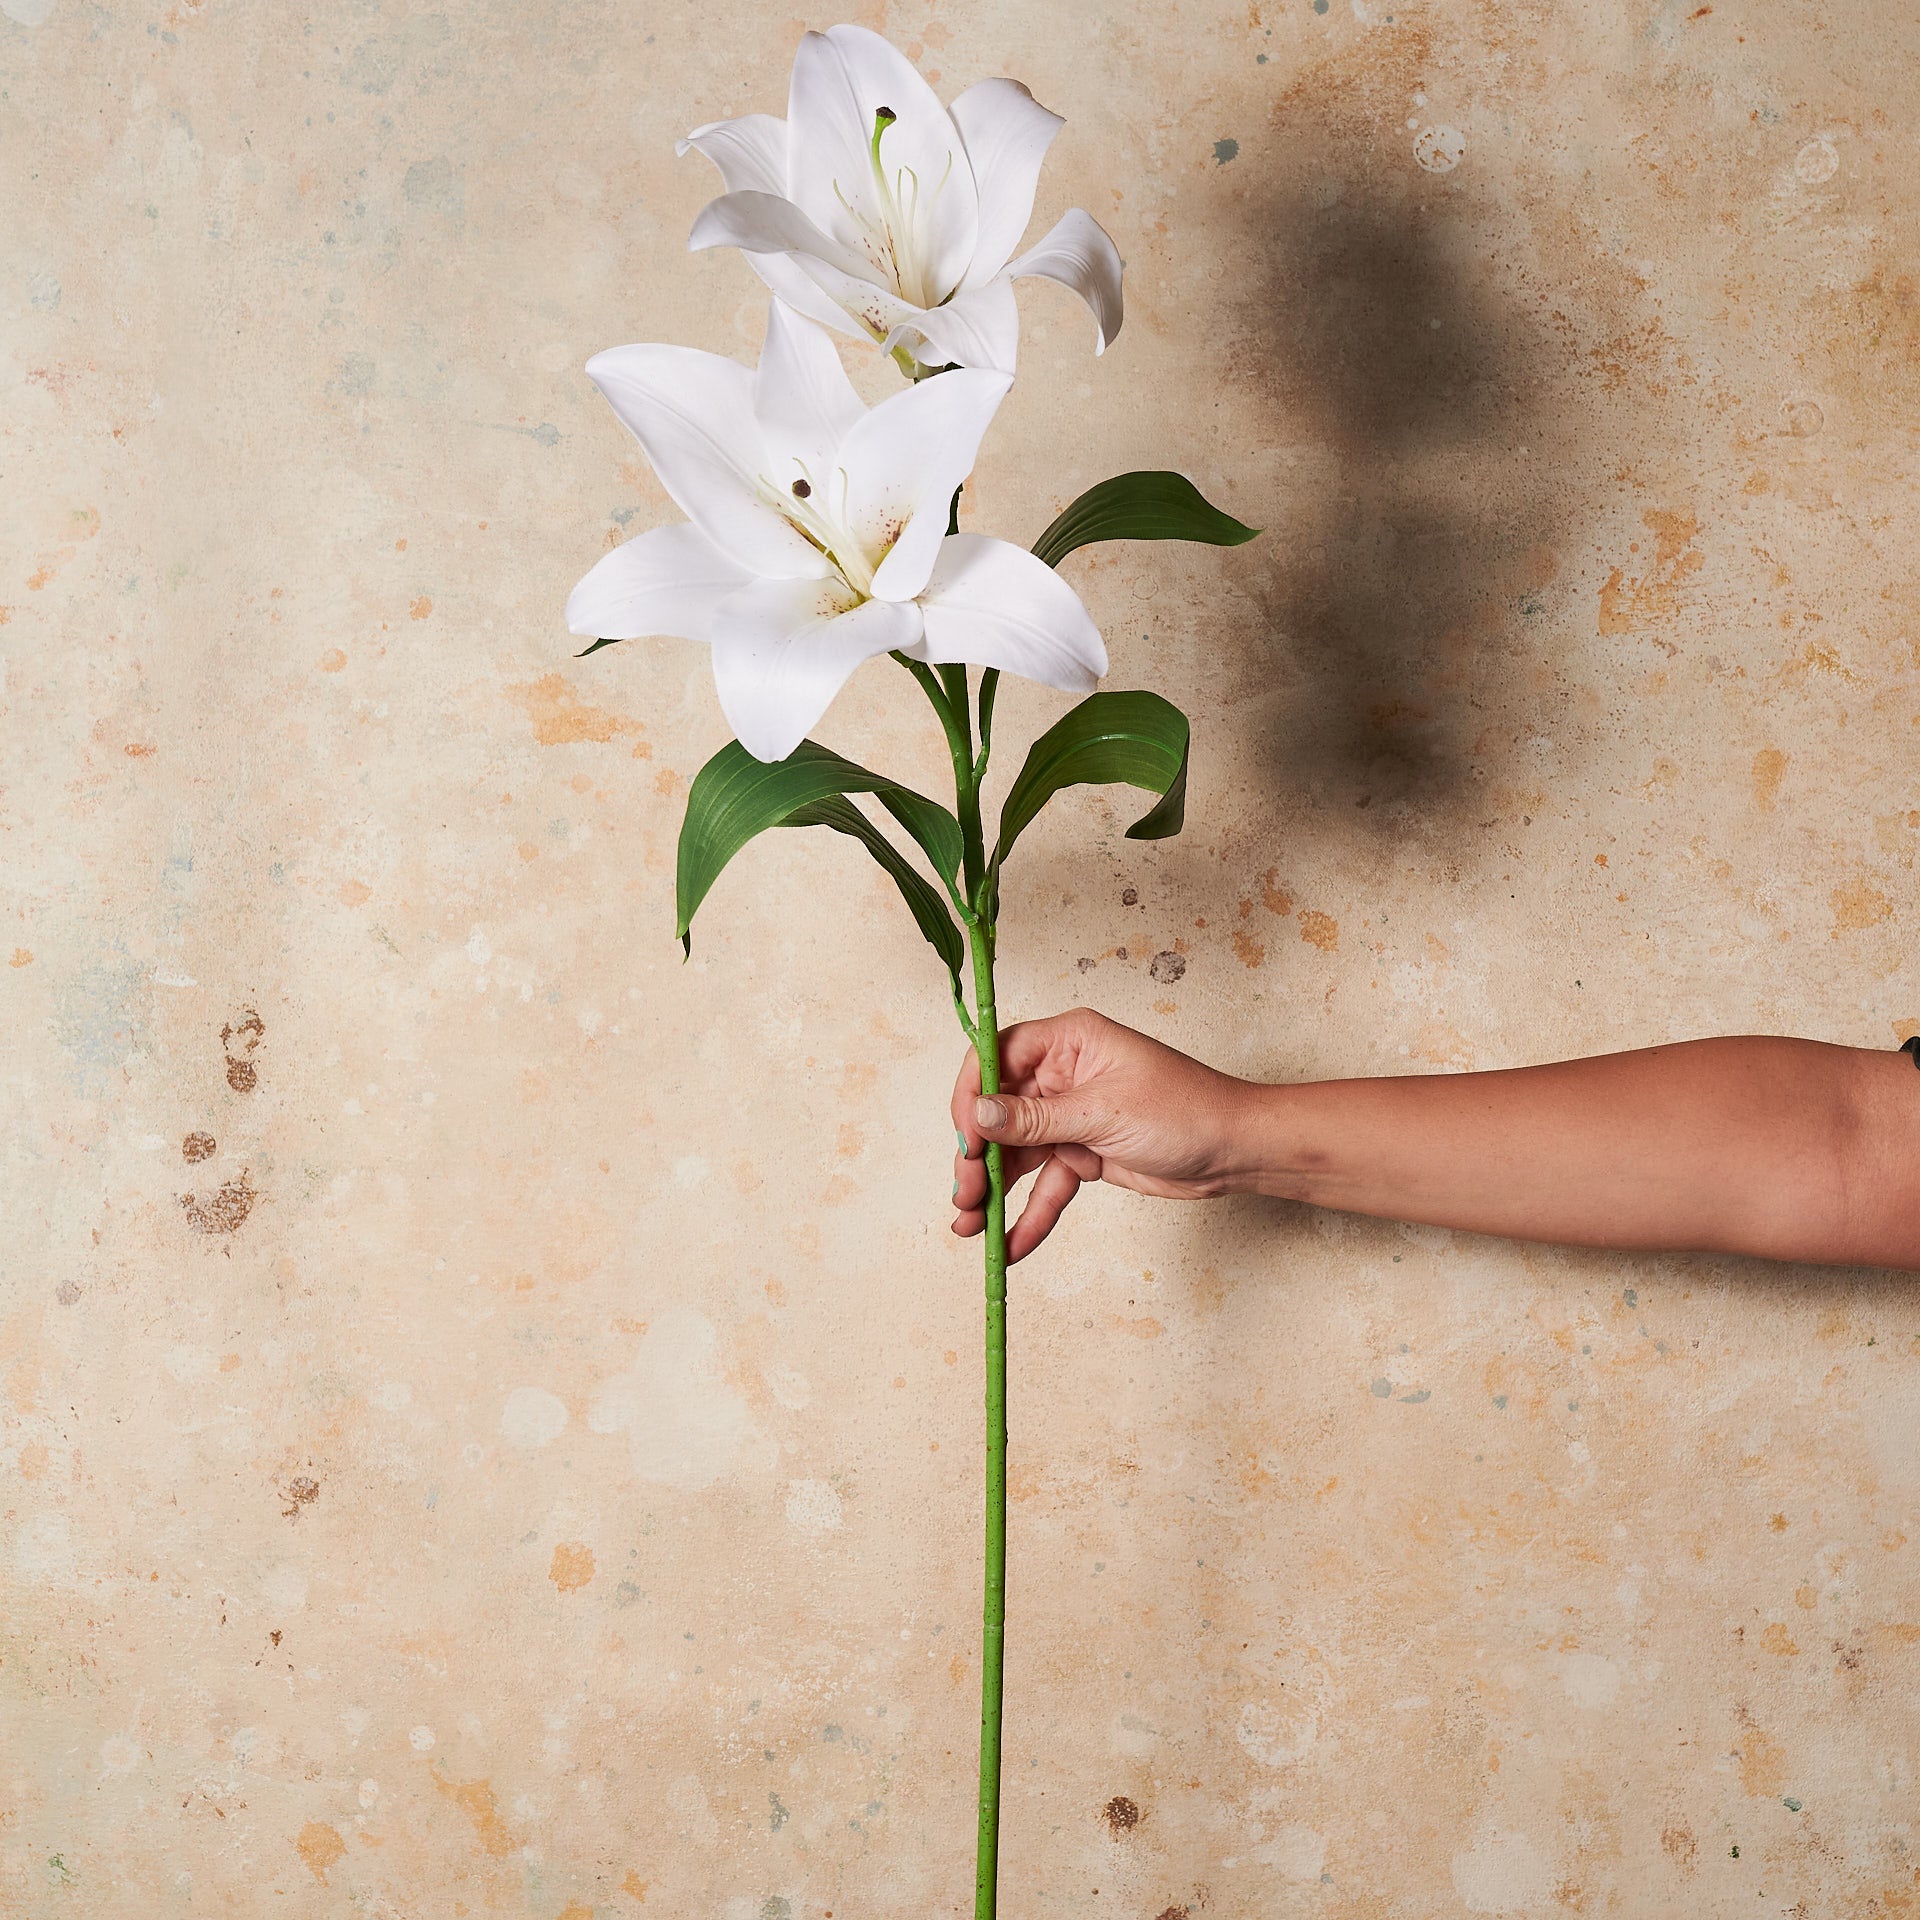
(882, 277, 1019, 376)
(709, 578, 924, 762)
(949, 79, 1063, 285)
(1007, 207, 1125, 353)
(688, 188, 867, 277)
(785, 249, 924, 344)
(753, 300, 864, 487)
(740, 249, 867, 337)
(565, 522, 752, 642)
(584, 345, 826, 581)
(786, 25, 979, 306)
(678, 113, 788, 195)
(840, 369, 1011, 604)
(914, 534, 1107, 690)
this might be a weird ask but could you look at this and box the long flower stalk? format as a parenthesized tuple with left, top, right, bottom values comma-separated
(968, 908, 1008, 1920)
(900, 640, 1010, 1915)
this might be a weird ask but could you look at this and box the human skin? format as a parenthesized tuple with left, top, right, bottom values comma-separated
(949, 1010, 1920, 1271)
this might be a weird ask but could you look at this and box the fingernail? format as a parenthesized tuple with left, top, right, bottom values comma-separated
(974, 1096, 1006, 1131)
(951, 1179, 959, 1201)
(955, 1126, 970, 1159)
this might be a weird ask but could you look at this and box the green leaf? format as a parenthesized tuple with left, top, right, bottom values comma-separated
(676, 739, 964, 967)
(1030, 470, 1259, 570)
(991, 690, 1191, 871)
(781, 795, 964, 981)
(575, 635, 624, 658)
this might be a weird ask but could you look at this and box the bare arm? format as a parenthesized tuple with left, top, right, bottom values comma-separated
(950, 1011, 1920, 1270)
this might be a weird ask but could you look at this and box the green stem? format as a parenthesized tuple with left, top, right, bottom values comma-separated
(968, 914, 1007, 1920)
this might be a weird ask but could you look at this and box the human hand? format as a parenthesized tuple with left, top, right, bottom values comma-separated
(950, 1008, 1258, 1262)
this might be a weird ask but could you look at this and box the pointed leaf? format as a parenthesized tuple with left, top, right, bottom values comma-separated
(781, 795, 965, 982)
(575, 635, 625, 658)
(676, 738, 963, 955)
(1031, 471, 1259, 570)
(992, 689, 1190, 871)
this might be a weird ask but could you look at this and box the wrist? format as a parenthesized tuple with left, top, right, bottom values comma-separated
(1215, 1077, 1312, 1199)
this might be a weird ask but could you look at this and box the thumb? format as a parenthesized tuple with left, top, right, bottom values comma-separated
(974, 1092, 1098, 1149)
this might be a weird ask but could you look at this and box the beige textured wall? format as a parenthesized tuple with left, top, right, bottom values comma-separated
(5, 0, 1918, 1914)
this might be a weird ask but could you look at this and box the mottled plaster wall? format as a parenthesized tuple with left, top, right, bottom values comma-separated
(4, 0, 1919, 1915)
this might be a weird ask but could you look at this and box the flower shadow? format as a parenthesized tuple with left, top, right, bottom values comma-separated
(1219, 143, 1603, 839)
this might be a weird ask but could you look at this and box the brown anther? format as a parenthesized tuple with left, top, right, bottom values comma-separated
(791, 478, 812, 499)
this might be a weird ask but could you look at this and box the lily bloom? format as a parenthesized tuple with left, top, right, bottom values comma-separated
(679, 24, 1123, 377)
(567, 303, 1107, 761)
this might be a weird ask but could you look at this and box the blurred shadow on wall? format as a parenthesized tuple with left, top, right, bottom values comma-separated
(1221, 131, 1589, 842)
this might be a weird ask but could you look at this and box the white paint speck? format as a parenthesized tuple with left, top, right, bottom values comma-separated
(340, 1706, 372, 1738)
(409, 1725, 436, 1752)
(1794, 136, 1839, 185)
(671, 1155, 710, 1189)
(588, 1307, 757, 1489)
(500, 1385, 569, 1449)
(764, 1366, 812, 1411)
(259, 1562, 308, 1610)
(466, 927, 491, 965)
(1414, 124, 1466, 173)
(1234, 1696, 1318, 1769)
(358, 1779, 380, 1807)
(1557, 1652, 1622, 1707)
(165, 1343, 216, 1383)
(1253, 1824, 1325, 1881)
(1452, 1828, 1556, 1914)
(784, 1478, 843, 1534)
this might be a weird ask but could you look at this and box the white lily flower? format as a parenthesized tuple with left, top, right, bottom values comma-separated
(678, 24, 1123, 377)
(567, 303, 1107, 762)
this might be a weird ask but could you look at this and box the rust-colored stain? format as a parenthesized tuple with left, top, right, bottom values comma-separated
(1298, 910, 1340, 952)
(221, 1008, 265, 1093)
(181, 1131, 216, 1162)
(1761, 1622, 1800, 1655)
(8, 949, 30, 967)
(1737, 1724, 1787, 1797)
(1103, 1794, 1142, 1834)
(550, 1542, 596, 1592)
(319, 647, 347, 671)
(506, 672, 651, 755)
(621, 1869, 651, 1899)
(408, 595, 433, 619)
(1661, 1827, 1696, 1870)
(282, 1475, 320, 1520)
(1597, 509, 1702, 634)
(433, 1774, 517, 1857)
(294, 1821, 346, 1884)
(1751, 747, 1788, 811)
(1261, 868, 1293, 916)
(339, 878, 372, 906)
(179, 1172, 257, 1235)
(556, 1905, 593, 1920)
(1230, 929, 1264, 968)
(1831, 879, 1892, 936)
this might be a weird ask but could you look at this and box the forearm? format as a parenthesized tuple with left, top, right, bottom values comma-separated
(1233, 1038, 1920, 1269)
